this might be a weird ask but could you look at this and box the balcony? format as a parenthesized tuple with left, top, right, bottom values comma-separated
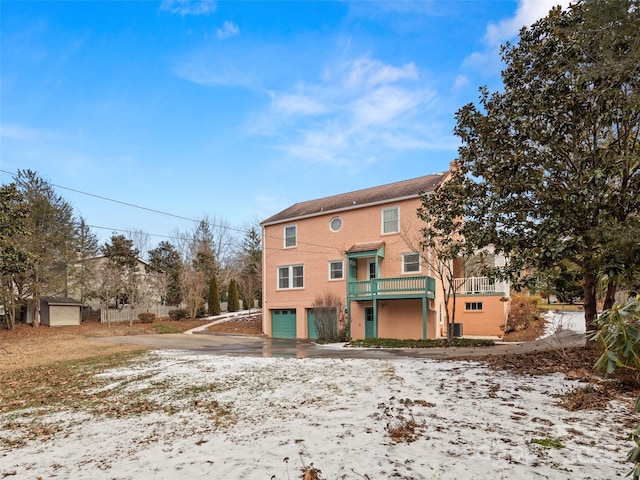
(453, 276, 498, 294)
(348, 275, 436, 299)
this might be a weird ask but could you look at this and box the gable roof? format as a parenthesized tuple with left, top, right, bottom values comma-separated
(261, 172, 449, 226)
(42, 296, 82, 306)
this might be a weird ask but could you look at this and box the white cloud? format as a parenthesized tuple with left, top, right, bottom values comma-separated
(172, 58, 252, 88)
(463, 0, 572, 75)
(279, 127, 351, 167)
(452, 74, 469, 91)
(485, 0, 571, 46)
(351, 85, 431, 127)
(217, 21, 239, 40)
(256, 56, 450, 168)
(160, 0, 216, 16)
(270, 93, 328, 117)
(345, 57, 418, 88)
(173, 45, 452, 168)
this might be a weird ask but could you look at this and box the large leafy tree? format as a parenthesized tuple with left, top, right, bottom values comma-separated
(148, 241, 183, 305)
(431, 1, 640, 331)
(227, 278, 240, 312)
(69, 217, 100, 305)
(239, 226, 262, 309)
(101, 234, 139, 270)
(13, 170, 78, 327)
(0, 183, 33, 329)
(100, 234, 140, 307)
(191, 219, 217, 281)
(417, 173, 472, 341)
(207, 275, 221, 316)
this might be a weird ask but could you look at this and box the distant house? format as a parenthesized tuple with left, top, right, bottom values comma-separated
(260, 173, 510, 340)
(73, 255, 154, 311)
(40, 297, 83, 327)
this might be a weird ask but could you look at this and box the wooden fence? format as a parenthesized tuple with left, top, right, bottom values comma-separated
(100, 305, 176, 324)
(99, 301, 253, 323)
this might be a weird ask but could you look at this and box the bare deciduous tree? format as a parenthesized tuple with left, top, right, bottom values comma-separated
(127, 228, 151, 262)
(148, 271, 169, 307)
(401, 223, 469, 342)
(91, 263, 122, 328)
(180, 267, 206, 319)
(311, 291, 348, 342)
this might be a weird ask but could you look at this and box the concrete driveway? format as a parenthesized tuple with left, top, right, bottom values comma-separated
(97, 309, 588, 359)
(97, 328, 586, 360)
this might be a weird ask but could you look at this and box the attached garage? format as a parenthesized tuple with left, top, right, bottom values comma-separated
(271, 309, 297, 338)
(307, 308, 337, 340)
(307, 309, 318, 340)
(40, 297, 82, 327)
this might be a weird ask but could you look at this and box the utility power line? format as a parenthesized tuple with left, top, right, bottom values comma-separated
(1, 168, 342, 253)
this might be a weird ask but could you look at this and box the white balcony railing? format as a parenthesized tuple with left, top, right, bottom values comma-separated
(453, 277, 496, 294)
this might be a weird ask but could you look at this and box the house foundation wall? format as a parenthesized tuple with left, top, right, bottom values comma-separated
(450, 295, 507, 337)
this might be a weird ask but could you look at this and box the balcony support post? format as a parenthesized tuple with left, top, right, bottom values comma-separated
(422, 296, 427, 340)
(373, 297, 378, 338)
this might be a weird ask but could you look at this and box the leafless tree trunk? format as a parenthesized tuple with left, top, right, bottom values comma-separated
(312, 292, 347, 342)
(148, 271, 169, 306)
(179, 267, 206, 319)
(401, 227, 467, 341)
(91, 263, 122, 329)
(128, 228, 151, 262)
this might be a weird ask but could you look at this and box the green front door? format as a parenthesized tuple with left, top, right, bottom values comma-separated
(271, 309, 297, 338)
(365, 307, 376, 338)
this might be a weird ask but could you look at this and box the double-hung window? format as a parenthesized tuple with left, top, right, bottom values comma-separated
(382, 207, 399, 234)
(328, 260, 344, 280)
(284, 225, 297, 248)
(278, 265, 304, 289)
(402, 252, 421, 274)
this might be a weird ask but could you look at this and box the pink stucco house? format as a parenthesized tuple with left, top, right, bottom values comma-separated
(260, 172, 509, 340)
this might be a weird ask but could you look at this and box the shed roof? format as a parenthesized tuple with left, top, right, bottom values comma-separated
(261, 172, 448, 225)
(42, 296, 83, 306)
(346, 242, 385, 254)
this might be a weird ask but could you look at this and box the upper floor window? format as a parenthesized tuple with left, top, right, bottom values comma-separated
(382, 207, 399, 234)
(328, 260, 344, 280)
(329, 217, 343, 232)
(278, 264, 304, 289)
(402, 252, 421, 274)
(284, 225, 297, 248)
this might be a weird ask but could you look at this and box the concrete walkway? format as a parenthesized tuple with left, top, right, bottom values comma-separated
(182, 310, 262, 335)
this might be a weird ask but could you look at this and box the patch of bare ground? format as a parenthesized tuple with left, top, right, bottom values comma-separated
(480, 347, 639, 413)
(205, 314, 263, 335)
(501, 316, 546, 342)
(0, 318, 213, 372)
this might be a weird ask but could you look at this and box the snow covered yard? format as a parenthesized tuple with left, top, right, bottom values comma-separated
(0, 351, 632, 479)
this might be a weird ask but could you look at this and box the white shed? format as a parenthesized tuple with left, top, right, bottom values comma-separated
(40, 297, 83, 327)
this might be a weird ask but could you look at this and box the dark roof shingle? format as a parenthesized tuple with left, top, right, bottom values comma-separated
(42, 296, 82, 305)
(346, 241, 385, 254)
(261, 172, 448, 225)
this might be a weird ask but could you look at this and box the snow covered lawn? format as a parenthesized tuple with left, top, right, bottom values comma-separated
(0, 351, 632, 479)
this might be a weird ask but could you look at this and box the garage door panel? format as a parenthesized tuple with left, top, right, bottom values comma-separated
(51, 305, 81, 326)
(271, 309, 296, 338)
(307, 310, 318, 340)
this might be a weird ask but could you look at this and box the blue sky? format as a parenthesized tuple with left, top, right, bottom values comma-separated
(1, 0, 568, 248)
